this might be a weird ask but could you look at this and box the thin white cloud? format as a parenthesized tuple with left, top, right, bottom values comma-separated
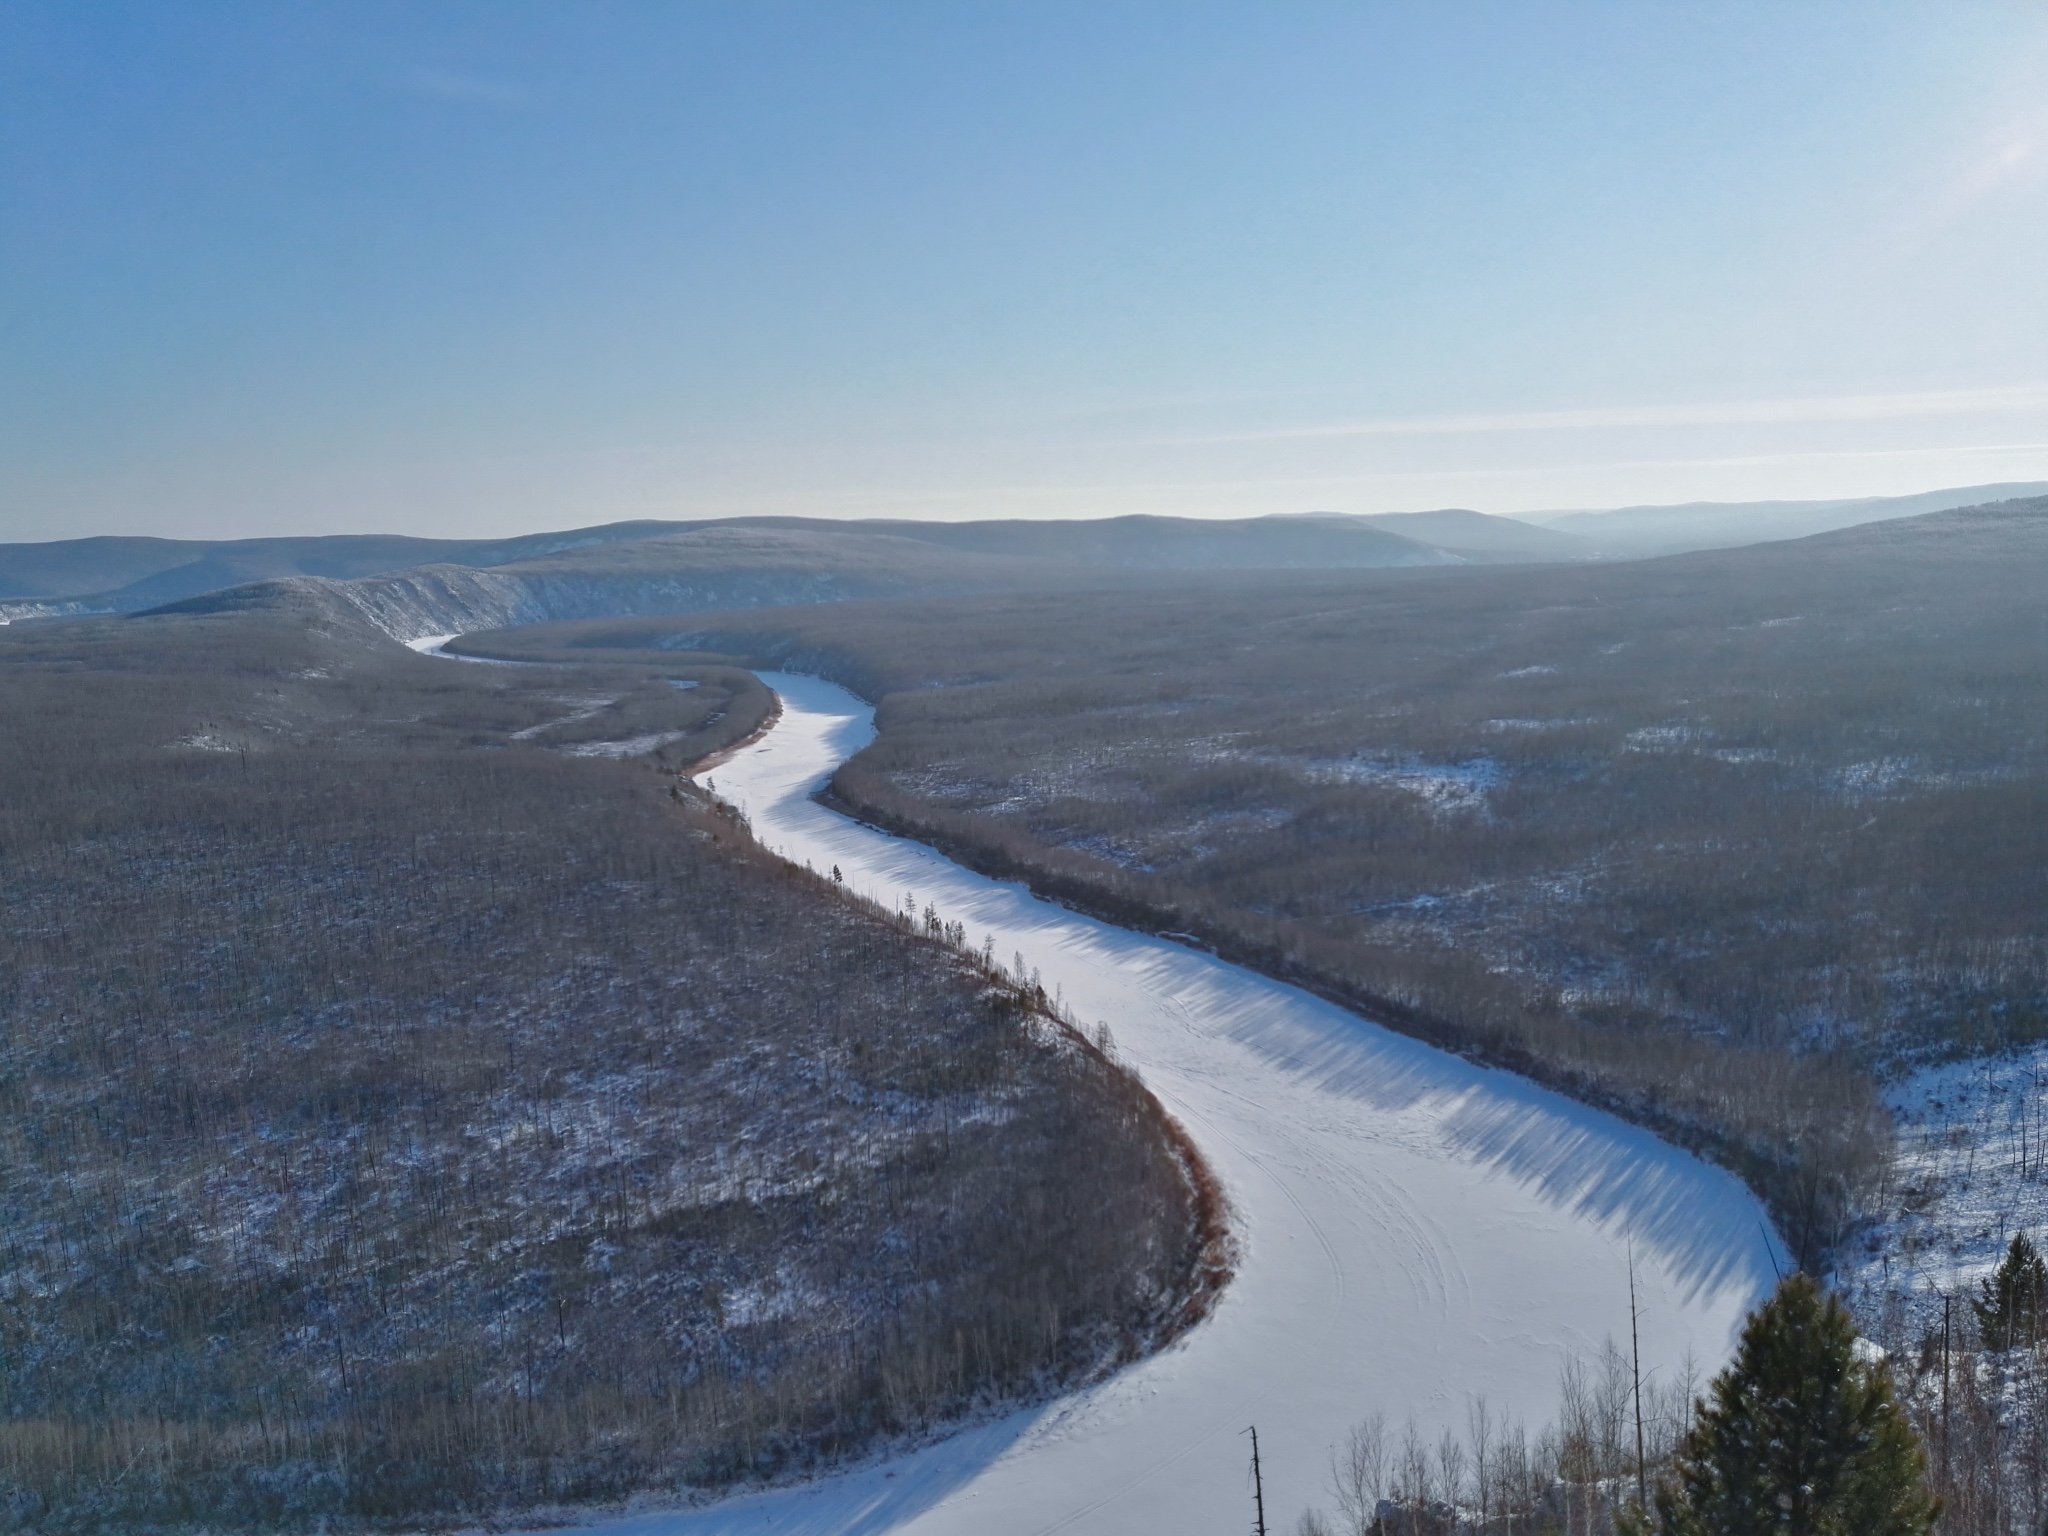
(1927, 97, 2048, 230)
(1206, 385, 2048, 444)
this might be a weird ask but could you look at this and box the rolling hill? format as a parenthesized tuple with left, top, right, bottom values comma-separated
(11, 487, 2031, 624)
(1526, 479, 2048, 556)
(483, 494, 2048, 1271)
(0, 509, 1586, 623)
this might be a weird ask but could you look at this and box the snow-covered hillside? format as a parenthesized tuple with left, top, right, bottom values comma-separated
(1844, 1046, 2048, 1352)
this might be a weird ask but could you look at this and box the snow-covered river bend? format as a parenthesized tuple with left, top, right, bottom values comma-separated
(589, 673, 1780, 1536)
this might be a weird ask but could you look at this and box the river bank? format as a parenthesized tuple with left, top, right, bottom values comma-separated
(567, 672, 1782, 1536)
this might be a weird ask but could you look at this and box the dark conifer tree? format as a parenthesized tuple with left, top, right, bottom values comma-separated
(1973, 1230, 2048, 1351)
(1645, 1273, 1938, 1536)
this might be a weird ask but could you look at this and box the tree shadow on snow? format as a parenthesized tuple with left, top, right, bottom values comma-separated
(1160, 946, 1776, 1305)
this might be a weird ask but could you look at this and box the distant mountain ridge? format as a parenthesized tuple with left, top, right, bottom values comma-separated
(4, 484, 2037, 624)
(0, 512, 1486, 620)
(1285, 507, 1593, 560)
(0, 523, 687, 612)
(146, 526, 1079, 642)
(740, 512, 1467, 569)
(1523, 481, 2048, 556)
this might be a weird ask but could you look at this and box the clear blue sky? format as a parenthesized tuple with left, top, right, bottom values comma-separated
(5, 2, 2047, 539)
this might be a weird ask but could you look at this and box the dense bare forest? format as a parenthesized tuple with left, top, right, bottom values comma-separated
(0, 595, 1214, 1531)
(476, 499, 2048, 1274)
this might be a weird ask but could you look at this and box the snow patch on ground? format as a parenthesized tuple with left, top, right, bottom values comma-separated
(406, 633, 531, 666)
(512, 697, 620, 740)
(1843, 1046, 2048, 1348)
(1624, 726, 1701, 751)
(1839, 757, 1918, 795)
(565, 731, 692, 759)
(1295, 753, 1502, 814)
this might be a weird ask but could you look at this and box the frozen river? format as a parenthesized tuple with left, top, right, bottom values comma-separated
(580, 672, 1779, 1536)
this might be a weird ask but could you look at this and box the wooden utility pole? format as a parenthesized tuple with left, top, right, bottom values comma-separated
(1246, 1425, 1268, 1536)
(1629, 1239, 1648, 1509)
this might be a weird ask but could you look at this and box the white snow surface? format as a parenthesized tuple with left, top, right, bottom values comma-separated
(405, 633, 526, 665)
(559, 673, 1781, 1536)
(1842, 1046, 2048, 1346)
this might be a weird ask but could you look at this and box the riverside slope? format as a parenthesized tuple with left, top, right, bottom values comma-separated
(594, 673, 1780, 1536)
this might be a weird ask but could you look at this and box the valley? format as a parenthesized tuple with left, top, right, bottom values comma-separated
(5, 494, 2044, 1533)
(609, 673, 1778, 1536)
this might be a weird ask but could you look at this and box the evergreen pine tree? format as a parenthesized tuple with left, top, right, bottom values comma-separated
(1646, 1273, 1938, 1536)
(1973, 1230, 2048, 1351)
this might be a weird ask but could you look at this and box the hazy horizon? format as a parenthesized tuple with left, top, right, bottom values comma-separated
(6, 3, 2047, 541)
(11, 476, 2048, 553)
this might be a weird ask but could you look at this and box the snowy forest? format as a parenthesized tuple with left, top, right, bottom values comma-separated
(10, 4, 2048, 1530)
(556, 500, 2048, 1278)
(467, 498, 2048, 1534)
(0, 598, 1217, 1529)
(3, 497, 2045, 1532)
